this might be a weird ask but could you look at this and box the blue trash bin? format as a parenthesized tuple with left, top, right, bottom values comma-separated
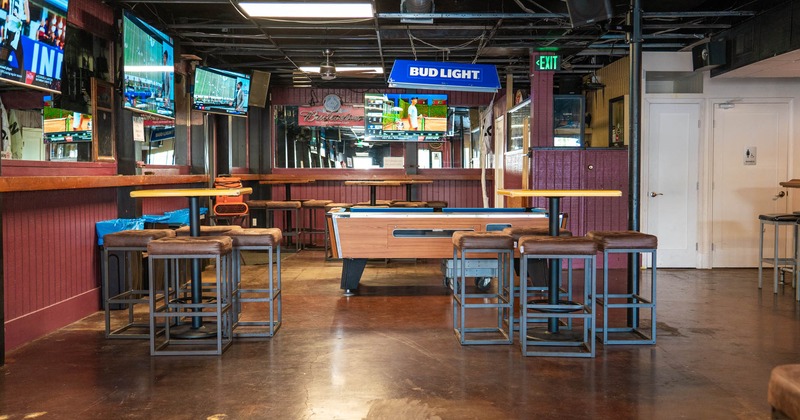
(96, 218, 145, 309)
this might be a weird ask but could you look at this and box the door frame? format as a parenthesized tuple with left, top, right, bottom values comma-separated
(641, 98, 705, 268)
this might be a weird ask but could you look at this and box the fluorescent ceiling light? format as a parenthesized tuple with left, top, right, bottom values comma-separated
(299, 66, 383, 74)
(240, 2, 373, 18)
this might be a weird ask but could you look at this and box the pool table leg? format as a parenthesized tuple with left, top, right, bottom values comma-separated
(341, 258, 367, 295)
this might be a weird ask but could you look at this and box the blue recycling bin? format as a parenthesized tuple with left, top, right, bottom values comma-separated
(162, 207, 208, 227)
(95, 218, 145, 309)
(95, 218, 144, 246)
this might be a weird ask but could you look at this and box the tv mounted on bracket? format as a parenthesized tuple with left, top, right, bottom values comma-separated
(122, 9, 174, 119)
(364, 93, 448, 142)
(0, 0, 69, 93)
(192, 65, 250, 116)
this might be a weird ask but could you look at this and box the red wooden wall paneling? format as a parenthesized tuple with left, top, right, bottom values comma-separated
(4, 188, 117, 350)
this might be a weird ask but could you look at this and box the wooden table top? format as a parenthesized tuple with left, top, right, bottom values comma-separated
(344, 180, 405, 187)
(497, 189, 622, 198)
(130, 187, 253, 198)
(780, 179, 800, 188)
(259, 179, 314, 185)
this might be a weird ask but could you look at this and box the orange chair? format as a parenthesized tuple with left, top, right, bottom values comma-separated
(213, 176, 249, 225)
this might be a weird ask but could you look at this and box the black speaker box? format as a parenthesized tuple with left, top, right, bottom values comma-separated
(566, 0, 613, 28)
(692, 40, 726, 71)
(248, 70, 271, 108)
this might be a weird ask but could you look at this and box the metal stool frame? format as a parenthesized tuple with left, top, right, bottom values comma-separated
(519, 251, 595, 358)
(452, 245, 514, 345)
(148, 248, 234, 356)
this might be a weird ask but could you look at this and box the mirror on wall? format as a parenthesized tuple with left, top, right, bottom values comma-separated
(273, 105, 484, 169)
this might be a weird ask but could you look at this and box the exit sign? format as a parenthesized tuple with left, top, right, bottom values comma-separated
(535, 55, 560, 71)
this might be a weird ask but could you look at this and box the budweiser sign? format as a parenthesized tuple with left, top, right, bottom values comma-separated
(298, 105, 364, 127)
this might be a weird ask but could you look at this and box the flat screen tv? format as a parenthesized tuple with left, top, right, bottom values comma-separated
(122, 10, 174, 119)
(192, 65, 250, 116)
(364, 93, 448, 142)
(0, 0, 69, 93)
(43, 103, 92, 143)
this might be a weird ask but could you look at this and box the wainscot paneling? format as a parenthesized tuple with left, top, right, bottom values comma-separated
(4, 188, 117, 351)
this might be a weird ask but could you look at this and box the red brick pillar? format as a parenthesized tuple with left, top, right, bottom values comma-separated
(530, 52, 554, 148)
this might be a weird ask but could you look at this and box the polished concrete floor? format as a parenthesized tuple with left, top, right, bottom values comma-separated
(2, 249, 799, 419)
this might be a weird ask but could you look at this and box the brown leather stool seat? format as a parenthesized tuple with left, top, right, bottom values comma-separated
(356, 200, 394, 206)
(502, 226, 573, 240)
(146, 236, 234, 356)
(390, 201, 429, 208)
(301, 199, 333, 248)
(102, 228, 176, 339)
(426, 200, 449, 211)
(451, 231, 515, 345)
(769, 364, 800, 420)
(225, 228, 283, 338)
(245, 200, 302, 250)
(587, 230, 658, 345)
(517, 235, 597, 358)
(175, 225, 243, 236)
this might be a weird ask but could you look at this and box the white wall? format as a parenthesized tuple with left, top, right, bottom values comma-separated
(643, 52, 800, 267)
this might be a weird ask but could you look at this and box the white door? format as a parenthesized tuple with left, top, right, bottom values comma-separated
(645, 101, 700, 268)
(712, 102, 790, 267)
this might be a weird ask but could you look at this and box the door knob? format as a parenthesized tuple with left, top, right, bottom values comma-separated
(650, 192, 663, 197)
(774, 191, 787, 200)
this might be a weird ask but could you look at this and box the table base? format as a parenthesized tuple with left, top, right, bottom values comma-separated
(525, 327, 585, 343)
(170, 323, 217, 339)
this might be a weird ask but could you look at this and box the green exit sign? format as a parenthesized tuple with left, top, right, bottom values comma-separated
(535, 55, 560, 71)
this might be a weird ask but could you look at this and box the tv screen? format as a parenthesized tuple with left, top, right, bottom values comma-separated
(0, 0, 69, 93)
(192, 65, 250, 116)
(122, 10, 174, 119)
(43, 104, 92, 143)
(364, 93, 448, 141)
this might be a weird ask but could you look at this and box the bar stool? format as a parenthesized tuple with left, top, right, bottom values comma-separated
(502, 226, 573, 330)
(587, 230, 658, 345)
(323, 202, 353, 261)
(426, 200, 448, 212)
(246, 200, 302, 251)
(758, 214, 800, 294)
(300, 199, 332, 248)
(356, 199, 394, 206)
(226, 228, 283, 338)
(147, 236, 234, 356)
(102, 229, 176, 339)
(451, 231, 515, 345)
(768, 364, 800, 420)
(390, 201, 428, 208)
(176, 225, 243, 236)
(518, 235, 597, 358)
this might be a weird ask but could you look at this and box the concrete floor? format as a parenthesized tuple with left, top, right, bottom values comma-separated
(1, 249, 798, 419)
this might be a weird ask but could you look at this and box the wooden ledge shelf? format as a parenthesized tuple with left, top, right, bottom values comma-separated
(0, 175, 209, 193)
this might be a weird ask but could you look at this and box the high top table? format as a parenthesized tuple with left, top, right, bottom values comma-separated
(130, 187, 252, 336)
(344, 180, 404, 206)
(497, 189, 622, 334)
(259, 179, 314, 201)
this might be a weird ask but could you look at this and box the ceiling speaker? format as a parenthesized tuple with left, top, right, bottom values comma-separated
(692, 40, 726, 72)
(565, 0, 613, 28)
(248, 71, 270, 108)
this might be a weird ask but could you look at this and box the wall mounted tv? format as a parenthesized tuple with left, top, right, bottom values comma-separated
(0, 0, 69, 93)
(192, 65, 250, 116)
(364, 93, 448, 142)
(122, 10, 174, 119)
